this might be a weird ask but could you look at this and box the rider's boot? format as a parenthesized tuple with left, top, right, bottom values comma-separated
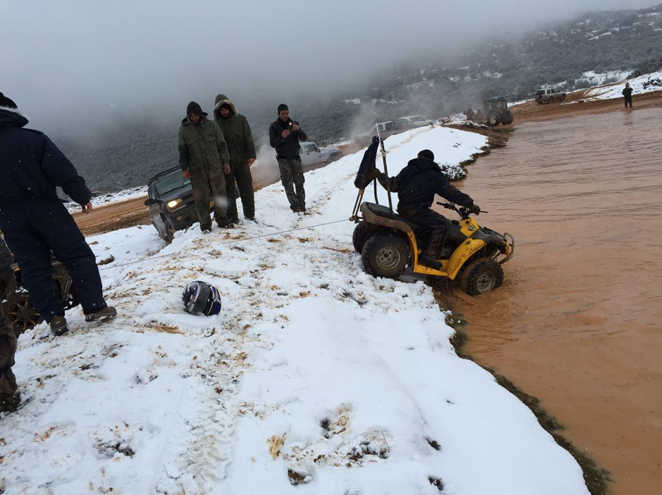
(419, 229, 445, 270)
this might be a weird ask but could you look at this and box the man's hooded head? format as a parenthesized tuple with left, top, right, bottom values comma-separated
(0, 92, 29, 127)
(186, 101, 206, 124)
(0, 92, 18, 110)
(213, 94, 237, 121)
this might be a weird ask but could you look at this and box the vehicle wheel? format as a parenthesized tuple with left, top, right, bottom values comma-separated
(486, 112, 501, 126)
(3, 293, 41, 337)
(459, 257, 504, 296)
(501, 111, 514, 125)
(361, 234, 409, 279)
(164, 221, 175, 243)
(561, 94, 566, 102)
(352, 222, 375, 253)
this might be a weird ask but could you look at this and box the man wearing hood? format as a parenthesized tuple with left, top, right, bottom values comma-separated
(375, 150, 481, 269)
(178, 101, 231, 231)
(269, 104, 308, 213)
(0, 92, 116, 338)
(0, 235, 19, 412)
(213, 94, 257, 222)
(622, 83, 633, 108)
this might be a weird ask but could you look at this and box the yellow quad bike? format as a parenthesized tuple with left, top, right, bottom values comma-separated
(352, 201, 514, 295)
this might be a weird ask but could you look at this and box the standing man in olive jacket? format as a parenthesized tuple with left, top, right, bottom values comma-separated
(269, 104, 308, 213)
(0, 235, 19, 413)
(213, 94, 257, 223)
(178, 101, 231, 231)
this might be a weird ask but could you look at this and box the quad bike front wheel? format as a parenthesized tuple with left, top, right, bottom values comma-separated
(459, 257, 504, 296)
(362, 234, 409, 279)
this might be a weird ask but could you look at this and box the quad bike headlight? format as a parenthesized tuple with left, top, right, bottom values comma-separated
(166, 199, 184, 212)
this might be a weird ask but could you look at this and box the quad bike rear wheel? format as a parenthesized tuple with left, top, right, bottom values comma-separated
(362, 234, 409, 279)
(459, 257, 504, 296)
(352, 222, 375, 254)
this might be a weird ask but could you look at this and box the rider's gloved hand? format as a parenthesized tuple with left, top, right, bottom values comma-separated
(368, 168, 382, 182)
(469, 204, 481, 215)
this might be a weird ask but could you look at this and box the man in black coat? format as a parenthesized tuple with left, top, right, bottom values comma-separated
(376, 150, 480, 269)
(0, 92, 116, 336)
(269, 104, 308, 213)
(0, 235, 19, 412)
(622, 83, 633, 108)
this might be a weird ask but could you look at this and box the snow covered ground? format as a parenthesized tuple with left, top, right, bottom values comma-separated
(1, 126, 589, 495)
(581, 70, 662, 101)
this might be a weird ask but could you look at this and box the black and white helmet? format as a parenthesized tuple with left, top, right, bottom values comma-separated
(182, 281, 222, 316)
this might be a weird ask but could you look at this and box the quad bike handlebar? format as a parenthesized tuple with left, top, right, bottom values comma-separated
(437, 202, 487, 219)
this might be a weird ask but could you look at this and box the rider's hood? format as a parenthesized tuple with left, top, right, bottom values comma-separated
(407, 157, 440, 172)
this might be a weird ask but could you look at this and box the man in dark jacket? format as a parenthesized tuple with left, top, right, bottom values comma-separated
(213, 94, 257, 222)
(268, 104, 308, 213)
(0, 235, 19, 412)
(0, 92, 116, 337)
(376, 150, 480, 269)
(178, 101, 231, 231)
(622, 83, 633, 108)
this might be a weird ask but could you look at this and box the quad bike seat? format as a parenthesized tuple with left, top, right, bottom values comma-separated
(360, 202, 424, 235)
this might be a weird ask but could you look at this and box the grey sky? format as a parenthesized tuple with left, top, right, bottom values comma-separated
(1, 0, 657, 131)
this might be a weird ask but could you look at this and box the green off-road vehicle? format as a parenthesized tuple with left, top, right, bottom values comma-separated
(470, 96, 514, 126)
(144, 167, 202, 242)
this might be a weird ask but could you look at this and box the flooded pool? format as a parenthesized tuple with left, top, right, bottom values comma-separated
(444, 109, 662, 495)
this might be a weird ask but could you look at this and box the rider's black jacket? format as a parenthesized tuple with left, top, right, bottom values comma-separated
(378, 158, 474, 214)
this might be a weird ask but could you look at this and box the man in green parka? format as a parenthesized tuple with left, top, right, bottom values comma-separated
(178, 101, 231, 232)
(213, 94, 257, 222)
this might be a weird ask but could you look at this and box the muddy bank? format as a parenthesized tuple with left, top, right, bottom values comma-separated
(443, 108, 662, 495)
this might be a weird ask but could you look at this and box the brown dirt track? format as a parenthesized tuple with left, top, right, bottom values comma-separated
(73, 196, 150, 236)
(512, 87, 662, 123)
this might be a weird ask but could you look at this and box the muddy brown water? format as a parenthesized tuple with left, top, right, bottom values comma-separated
(444, 109, 662, 494)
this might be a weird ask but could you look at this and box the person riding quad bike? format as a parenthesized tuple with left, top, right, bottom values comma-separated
(373, 149, 480, 269)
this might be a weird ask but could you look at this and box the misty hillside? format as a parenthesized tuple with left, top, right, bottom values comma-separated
(59, 4, 662, 193)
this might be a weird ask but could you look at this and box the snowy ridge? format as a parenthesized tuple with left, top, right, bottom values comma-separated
(2, 126, 589, 494)
(581, 69, 662, 101)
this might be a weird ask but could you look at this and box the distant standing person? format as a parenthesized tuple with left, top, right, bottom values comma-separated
(213, 94, 257, 223)
(0, 92, 116, 337)
(178, 101, 231, 231)
(622, 83, 633, 108)
(269, 104, 308, 213)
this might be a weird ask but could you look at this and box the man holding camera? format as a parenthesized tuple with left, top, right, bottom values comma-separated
(269, 104, 308, 213)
